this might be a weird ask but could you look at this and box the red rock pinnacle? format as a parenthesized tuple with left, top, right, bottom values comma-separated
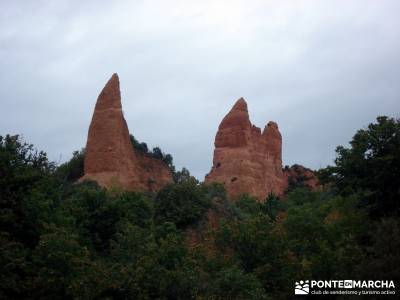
(205, 98, 285, 200)
(94, 73, 121, 110)
(81, 74, 172, 191)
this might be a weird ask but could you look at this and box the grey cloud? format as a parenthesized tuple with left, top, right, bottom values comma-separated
(1, 0, 399, 179)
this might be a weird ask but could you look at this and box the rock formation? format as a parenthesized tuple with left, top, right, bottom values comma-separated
(283, 164, 319, 192)
(205, 98, 286, 200)
(80, 73, 172, 191)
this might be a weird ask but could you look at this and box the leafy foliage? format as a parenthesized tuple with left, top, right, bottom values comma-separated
(55, 149, 85, 182)
(0, 134, 56, 248)
(130, 134, 175, 170)
(318, 116, 400, 217)
(1, 115, 399, 298)
(154, 181, 211, 229)
(172, 167, 199, 184)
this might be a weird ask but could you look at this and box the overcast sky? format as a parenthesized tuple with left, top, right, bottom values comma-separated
(1, 0, 399, 179)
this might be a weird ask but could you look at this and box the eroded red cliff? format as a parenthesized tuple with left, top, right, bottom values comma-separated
(80, 73, 172, 191)
(205, 98, 286, 200)
(283, 164, 319, 192)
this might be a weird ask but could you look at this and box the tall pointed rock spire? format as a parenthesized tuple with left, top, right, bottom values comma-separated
(82, 73, 139, 188)
(81, 73, 173, 191)
(205, 97, 285, 200)
(231, 97, 248, 111)
(94, 73, 121, 110)
(262, 121, 282, 162)
(215, 98, 252, 148)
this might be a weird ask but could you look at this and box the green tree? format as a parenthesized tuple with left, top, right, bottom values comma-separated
(154, 182, 210, 230)
(30, 225, 106, 299)
(55, 149, 85, 182)
(358, 218, 400, 280)
(173, 167, 198, 184)
(0, 234, 28, 298)
(59, 183, 152, 254)
(130, 134, 149, 154)
(319, 116, 400, 217)
(0, 135, 56, 248)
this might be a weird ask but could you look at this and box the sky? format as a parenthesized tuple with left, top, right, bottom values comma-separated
(1, 0, 399, 180)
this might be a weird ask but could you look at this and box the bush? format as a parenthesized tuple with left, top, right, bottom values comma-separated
(319, 116, 400, 217)
(154, 182, 211, 229)
(56, 149, 85, 182)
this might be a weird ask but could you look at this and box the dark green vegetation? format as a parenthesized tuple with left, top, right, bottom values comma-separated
(130, 135, 174, 171)
(318, 116, 400, 218)
(55, 135, 176, 185)
(1, 116, 399, 299)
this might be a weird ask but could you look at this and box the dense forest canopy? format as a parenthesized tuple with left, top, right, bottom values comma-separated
(0, 116, 399, 299)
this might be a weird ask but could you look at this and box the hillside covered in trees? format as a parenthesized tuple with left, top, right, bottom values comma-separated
(1, 116, 399, 299)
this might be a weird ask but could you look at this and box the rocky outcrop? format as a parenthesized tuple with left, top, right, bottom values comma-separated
(283, 164, 319, 192)
(80, 73, 172, 191)
(205, 98, 285, 200)
(136, 152, 174, 191)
